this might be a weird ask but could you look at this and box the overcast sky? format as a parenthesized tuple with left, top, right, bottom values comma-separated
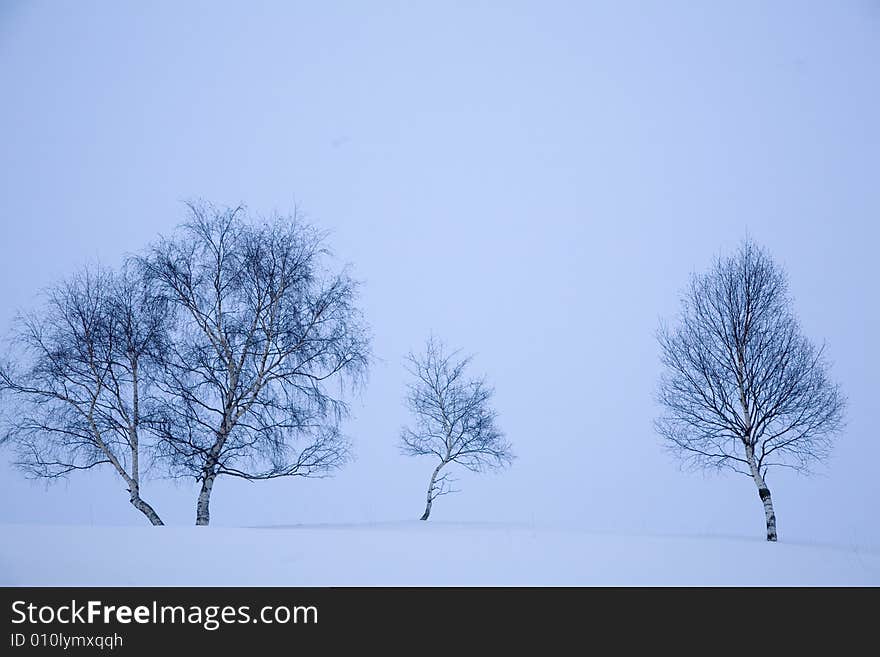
(1, 0, 878, 546)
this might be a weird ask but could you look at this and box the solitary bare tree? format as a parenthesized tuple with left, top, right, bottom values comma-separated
(140, 202, 369, 526)
(656, 240, 845, 541)
(0, 265, 168, 525)
(400, 338, 512, 520)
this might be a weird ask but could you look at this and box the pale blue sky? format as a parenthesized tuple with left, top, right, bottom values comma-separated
(1, 0, 878, 545)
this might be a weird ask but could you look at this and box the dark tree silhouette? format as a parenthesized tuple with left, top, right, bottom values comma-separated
(400, 337, 512, 520)
(0, 265, 168, 525)
(656, 240, 845, 541)
(140, 202, 369, 526)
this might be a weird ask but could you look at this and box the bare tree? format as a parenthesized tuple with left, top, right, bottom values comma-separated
(140, 202, 369, 526)
(400, 338, 512, 520)
(0, 265, 168, 525)
(656, 240, 845, 541)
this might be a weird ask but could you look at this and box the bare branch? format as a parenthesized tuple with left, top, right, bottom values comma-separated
(0, 264, 168, 525)
(400, 337, 512, 520)
(138, 201, 370, 525)
(656, 239, 846, 541)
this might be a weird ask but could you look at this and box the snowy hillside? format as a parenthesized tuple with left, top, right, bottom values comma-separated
(1, 523, 878, 586)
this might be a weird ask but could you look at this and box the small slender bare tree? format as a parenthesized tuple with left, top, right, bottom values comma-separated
(656, 240, 845, 541)
(400, 338, 512, 520)
(0, 265, 168, 525)
(140, 202, 369, 526)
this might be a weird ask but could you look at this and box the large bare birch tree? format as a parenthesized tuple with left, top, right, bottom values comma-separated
(141, 202, 369, 526)
(656, 240, 845, 541)
(0, 265, 168, 525)
(400, 338, 512, 520)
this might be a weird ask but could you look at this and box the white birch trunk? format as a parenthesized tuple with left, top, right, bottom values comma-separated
(126, 359, 163, 525)
(420, 462, 444, 521)
(196, 425, 229, 526)
(195, 471, 216, 526)
(746, 447, 777, 542)
(129, 485, 164, 526)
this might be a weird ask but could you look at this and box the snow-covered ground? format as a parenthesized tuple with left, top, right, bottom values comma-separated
(1, 522, 878, 586)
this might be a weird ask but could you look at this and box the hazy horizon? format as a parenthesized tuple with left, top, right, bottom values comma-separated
(1, 1, 878, 547)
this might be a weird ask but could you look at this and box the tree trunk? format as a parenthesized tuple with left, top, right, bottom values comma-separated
(130, 492, 164, 526)
(196, 438, 225, 526)
(420, 463, 444, 521)
(746, 449, 777, 542)
(127, 369, 164, 525)
(196, 471, 216, 526)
